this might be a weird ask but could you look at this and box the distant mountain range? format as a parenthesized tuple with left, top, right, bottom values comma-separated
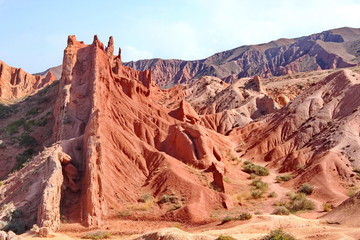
(38, 27, 360, 88)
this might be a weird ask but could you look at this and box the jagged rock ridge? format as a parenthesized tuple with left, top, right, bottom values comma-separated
(0, 61, 56, 102)
(125, 27, 360, 87)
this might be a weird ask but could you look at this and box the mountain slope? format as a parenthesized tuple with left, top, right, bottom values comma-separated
(0, 61, 56, 102)
(230, 68, 360, 205)
(34, 65, 62, 80)
(125, 27, 360, 88)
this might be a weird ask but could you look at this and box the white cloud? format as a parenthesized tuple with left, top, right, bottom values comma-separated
(122, 46, 154, 61)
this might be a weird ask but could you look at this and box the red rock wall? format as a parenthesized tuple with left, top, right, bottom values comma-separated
(0, 61, 55, 102)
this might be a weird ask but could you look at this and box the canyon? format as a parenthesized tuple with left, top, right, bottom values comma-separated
(0, 30, 360, 239)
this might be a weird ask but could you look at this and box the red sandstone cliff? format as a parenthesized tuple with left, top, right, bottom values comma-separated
(0, 61, 56, 102)
(1, 34, 360, 235)
(51, 35, 233, 227)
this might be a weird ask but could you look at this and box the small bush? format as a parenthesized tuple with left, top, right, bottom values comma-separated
(2, 209, 27, 234)
(249, 173, 258, 179)
(159, 194, 179, 204)
(223, 176, 231, 183)
(237, 212, 252, 220)
(138, 193, 152, 203)
(251, 179, 269, 192)
(17, 133, 37, 147)
(5, 119, 26, 135)
(251, 189, 264, 199)
(297, 183, 314, 195)
(276, 174, 292, 182)
(82, 231, 111, 240)
(323, 203, 333, 212)
(277, 192, 315, 212)
(216, 235, 237, 240)
(34, 117, 47, 127)
(242, 161, 269, 176)
(0, 104, 16, 119)
(348, 185, 359, 197)
(117, 210, 131, 218)
(272, 206, 290, 215)
(250, 179, 268, 199)
(221, 212, 252, 224)
(170, 203, 182, 211)
(12, 148, 36, 172)
(221, 216, 233, 224)
(261, 229, 296, 240)
(268, 192, 277, 198)
(26, 107, 40, 115)
(63, 114, 72, 124)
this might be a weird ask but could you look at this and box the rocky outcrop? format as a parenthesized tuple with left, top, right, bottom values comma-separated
(125, 27, 360, 88)
(0, 61, 56, 102)
(323, 191, 360, 226)
(0, 145, 65, 233)
(50, 35, 232, 227)
(34, 65, 62, 80)
(181, 75, 277, 134)
(231, 69, 360, 205)
(169, 100, 200, 124)
(0, 231, 24, 240)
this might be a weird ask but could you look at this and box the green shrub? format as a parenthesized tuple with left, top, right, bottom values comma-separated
(276, 174, 292, 182)
(63, 115, 72, 124)
(216, 235, 237, 240)
(17, 133, 37, 147)
(261, 229, 296, 240)
(34, 117, 47, 126)
(277, 192, 315, 212)
(251, 179, 268, 192)
(251, 189, 264, 199)
(242, 161, 269, 176)
(272, 206, 290, 215)
(159, 194, 179, 204)
(250, 179, 268, 199)
(0, 104, 16, 119)
(221, 216, 233, 224)
(12, 148, 36, 172)
(268, 192, 277, 198)
(5, 119, 26, 135)
(2, 209, 27, 234)
(82, 231, 111, 240)
(323, 203, 333, 212)
(237, 212, 252, 220)
(348, 185, 359, 197)
(26, 107, 40, 115)
(170, 203, 182, 211)
(117, 210, 131, 218)
(297, 183, 314, 195)
(223, 176, 231, 183)
(221, 212, 252, 224)
(138, 193, 152, 203)
(249, 173, 258, 179)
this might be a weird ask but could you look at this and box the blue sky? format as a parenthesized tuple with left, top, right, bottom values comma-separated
(0, 0, 360, 73)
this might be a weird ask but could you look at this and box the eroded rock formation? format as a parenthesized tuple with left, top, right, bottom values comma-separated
(0, 61, 56, 102)
(50, 35, 233, 227)
(231, 69, 360, 205)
